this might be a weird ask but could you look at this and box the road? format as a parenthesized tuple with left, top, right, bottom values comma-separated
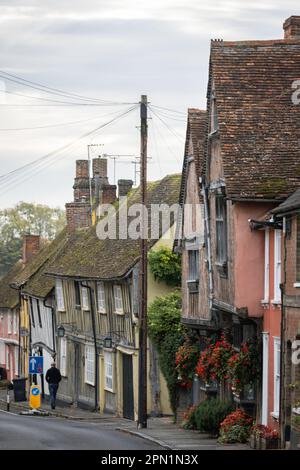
(0, 410, 160, 450)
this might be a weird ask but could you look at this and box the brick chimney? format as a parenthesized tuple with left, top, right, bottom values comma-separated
(283, 16, 300, 39)
(118, 179, 133, 198)
(92, 157, 109, 184)
(73, 160, 90, 202)
(65, 198, 91, 233)
(22, 234, 40, 264)
(66, 160, 92, 232)
(101, 184, 117, 204)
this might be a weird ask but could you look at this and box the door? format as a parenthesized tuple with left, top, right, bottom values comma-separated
(122, 354, 134, 420)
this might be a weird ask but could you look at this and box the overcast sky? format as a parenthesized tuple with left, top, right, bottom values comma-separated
(0, 0, 298, 209)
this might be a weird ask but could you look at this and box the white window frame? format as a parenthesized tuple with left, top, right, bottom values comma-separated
(97, 282, 106, 313)
(14, 347, 19, 377)
(6, 347, 9, 370)
(81, 287, 89, 311)
(113, 285, 124, 314)
(60, 337, 67, 377)
(13, 313, 18, 335)
(104, 351, 113, 392)
(262, 332, 269, 425)
(56, 279, 65, 311)
(273, 337, 281, 418)
(7, 313, 12, 334)
(262, 228, 270, 303)
(273, 230, 282, 303)
(85, 345, 95, 386)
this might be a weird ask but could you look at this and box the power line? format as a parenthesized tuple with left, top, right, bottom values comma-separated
(0, 105, 138, 193)
(149, 106, 185, 144)
(0, 70, 136, 105)
(150, 105, 186, 115)
(0, 109, 129, 131)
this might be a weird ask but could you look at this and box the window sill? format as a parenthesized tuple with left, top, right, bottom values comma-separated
(115, 311, 124, 315)
(98, 310, 107, 315)
(293, 283, 300, 288)
(270, 411, 279, 420)
(104, 387, 114, 394)
(85, 381, 95, 387)
(261, 299, 269, 305)
(271, 300, 281, 306)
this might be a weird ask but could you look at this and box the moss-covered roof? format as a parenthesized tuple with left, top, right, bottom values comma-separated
(0, 260, 24, 309)
(12, 228, 69, 298)
(46, 174, 181, 280)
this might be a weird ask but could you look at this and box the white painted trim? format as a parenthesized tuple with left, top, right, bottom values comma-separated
(262, 332, 269, 426)
(274, 230, 282, 302)
(264, 229, 270, 302)
(273, 336, 281, 416)
(293, 283, 300, 288)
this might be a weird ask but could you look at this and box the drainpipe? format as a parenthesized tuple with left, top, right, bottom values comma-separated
(201, 176, 214, 312)
(81, 282, 99, 411)
(17, 292, 22, 377)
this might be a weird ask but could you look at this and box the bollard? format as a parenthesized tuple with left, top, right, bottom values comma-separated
(6, 388, 10, 412)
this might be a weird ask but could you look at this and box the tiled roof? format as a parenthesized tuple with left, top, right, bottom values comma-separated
(0, 260, 24, 309)
(209, 37, 300, 200)
(179, 109, 207, 206)
(12, 228, 69, 298)
(271, 188, 300, 216)
(46, 174, 181, 280)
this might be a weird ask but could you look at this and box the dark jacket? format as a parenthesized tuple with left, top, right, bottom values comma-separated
(46, 367, 62, 385)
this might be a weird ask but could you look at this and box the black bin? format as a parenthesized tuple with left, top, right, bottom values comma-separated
(12, 377, 27, 402)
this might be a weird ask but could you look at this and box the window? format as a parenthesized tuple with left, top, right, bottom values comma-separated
(56, 279, 65, 311)
(263, 229, 270, 302)
(85, 345, 95, 385)
(104, 351, 113, 392)
(113, 285, 124, 314)
(14, 347, 19, 377)
(97, 282, 106, 313)
(36, 301, 42, 328)
(273, 337, 281, 417)
(7, 313, 12, 334)
(74, 281, 81, 307)
(13, 313, 18, 335)
(216, 194, 227, 266)
(6, 347, 9, 370)
(81, 287, 89, 311)
(273, 230, 282, 302)
(60, 337, 67, 377)
(188, 250, 199, 281)
(29, 298, 35, 328)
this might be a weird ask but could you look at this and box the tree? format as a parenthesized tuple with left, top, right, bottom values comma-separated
(148, 291, 186, 412)
(0, 201, 66, 276)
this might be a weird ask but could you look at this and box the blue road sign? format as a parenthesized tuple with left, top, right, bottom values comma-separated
(29, 356, 44, 374)
(31, 387, 40, 396)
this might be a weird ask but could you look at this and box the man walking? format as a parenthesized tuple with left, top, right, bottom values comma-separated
(45, 362, 61, 410)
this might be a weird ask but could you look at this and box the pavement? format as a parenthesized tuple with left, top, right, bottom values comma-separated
(116, 416, 251, 451)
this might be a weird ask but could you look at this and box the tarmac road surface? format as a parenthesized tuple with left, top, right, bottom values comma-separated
(0, 410, 160, 450)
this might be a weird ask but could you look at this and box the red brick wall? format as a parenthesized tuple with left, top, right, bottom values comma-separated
(22, 235, 40, 264)
(76, 160, 89, 178)
(65, 202, 91, 232)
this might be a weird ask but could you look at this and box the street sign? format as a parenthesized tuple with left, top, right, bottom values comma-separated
(29, 385, 41, 409)
(29, 356, 44, 374)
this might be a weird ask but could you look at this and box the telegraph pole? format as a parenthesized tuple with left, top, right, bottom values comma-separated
(138, 94, 148, 428)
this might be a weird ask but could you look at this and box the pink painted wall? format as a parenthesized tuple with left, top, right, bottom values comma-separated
(233, 202, 274, 317)
(0, 310, 19, 380)
(263, 230, 281, 430)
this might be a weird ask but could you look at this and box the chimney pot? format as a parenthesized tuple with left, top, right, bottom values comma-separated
(283, 16, 300, 39)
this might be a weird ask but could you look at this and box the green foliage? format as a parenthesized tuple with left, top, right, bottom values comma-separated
(148, 290, 185, 412)
(0, 201, 66, 276)
(148, 290, 183, 345)
(148, 247, 181, 286)
(193, 398, 234, 436)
